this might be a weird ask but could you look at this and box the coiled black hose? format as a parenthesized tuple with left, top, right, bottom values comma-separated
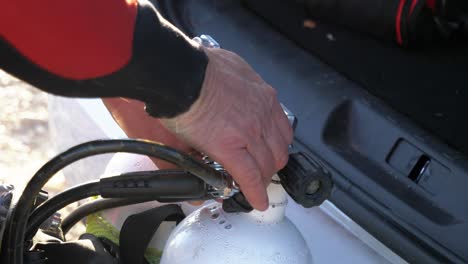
(61, 198, 156, 235)
(26, 180, 100, 240)
(26, 169, 207, 240)
(1, 139, 224, 264)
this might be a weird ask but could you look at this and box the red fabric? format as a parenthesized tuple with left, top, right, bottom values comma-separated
(409, 0, 419, 16)
(395, 0, 407, 45)
(426, 0, 437, 13)
(0, 0, 138, 80)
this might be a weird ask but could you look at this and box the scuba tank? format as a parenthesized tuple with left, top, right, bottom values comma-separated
(160, 177, 312, 263)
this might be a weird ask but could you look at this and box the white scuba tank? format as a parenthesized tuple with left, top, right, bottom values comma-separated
(160, 178, 313, 264)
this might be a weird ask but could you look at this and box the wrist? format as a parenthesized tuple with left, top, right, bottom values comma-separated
(160, 48, 221, 137)
(135, 1, 208, 118)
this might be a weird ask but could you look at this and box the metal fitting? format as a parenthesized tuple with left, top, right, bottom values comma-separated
(193, 34, 220, 49)
(203, 156, 240, 199)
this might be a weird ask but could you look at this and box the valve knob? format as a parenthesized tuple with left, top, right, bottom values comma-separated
(278, 152, 333, 208)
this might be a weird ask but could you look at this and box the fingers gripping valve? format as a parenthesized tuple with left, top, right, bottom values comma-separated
(222, 104, 333, 212)
(194, 35, 333, 213)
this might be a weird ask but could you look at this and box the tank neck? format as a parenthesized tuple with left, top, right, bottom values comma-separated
(247, 177, 288, 223)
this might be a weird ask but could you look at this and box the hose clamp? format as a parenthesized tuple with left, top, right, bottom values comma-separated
(203, 157, 240, 199)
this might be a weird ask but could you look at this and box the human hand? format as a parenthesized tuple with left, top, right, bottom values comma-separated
(103, 98, 205, 205)
(161, 48, 293, 211)
(102, 98, 195, 169)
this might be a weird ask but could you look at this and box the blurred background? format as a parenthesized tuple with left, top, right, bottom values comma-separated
(0, 70, 62, 189)
(0, 69, 84, 238)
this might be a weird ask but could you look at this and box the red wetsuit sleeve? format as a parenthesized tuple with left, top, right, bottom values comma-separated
(0, 0, 208, 118)
(1, 0, 138, 80)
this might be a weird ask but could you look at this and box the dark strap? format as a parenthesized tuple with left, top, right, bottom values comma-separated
(119, 204, 185, 264)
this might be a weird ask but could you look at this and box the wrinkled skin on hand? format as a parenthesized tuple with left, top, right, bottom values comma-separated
(161, 48, 293, 211)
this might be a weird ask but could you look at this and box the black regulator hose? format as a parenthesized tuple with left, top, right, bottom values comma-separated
(26, 180, 100, 240)
(1, 139, 224, 264)
(61, 198, 155, 235)
(26, 169, 208, 240)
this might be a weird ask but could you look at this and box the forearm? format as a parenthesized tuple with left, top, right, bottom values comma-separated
(102, 98, 194, 169)
(0, 0, 207, 118)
